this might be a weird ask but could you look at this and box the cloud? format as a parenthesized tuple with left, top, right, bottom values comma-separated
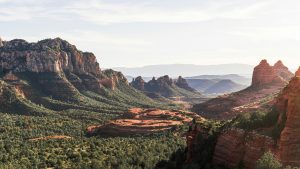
(0, 0, 268, 23)
(230, 26, 300, 41)
(67, 0, 269, 24)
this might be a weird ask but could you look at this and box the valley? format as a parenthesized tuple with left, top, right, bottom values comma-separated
(0, 37, 300, 169)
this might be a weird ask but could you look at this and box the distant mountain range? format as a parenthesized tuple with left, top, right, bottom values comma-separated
(185, 74, 251, 86)
(113, 64, 254, 77)
(127, 74, 251, 95)
(130, 76, 202, 100)
(186, 79, 247, 95)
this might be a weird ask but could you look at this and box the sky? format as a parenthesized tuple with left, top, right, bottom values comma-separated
(0, 0, 300, 69)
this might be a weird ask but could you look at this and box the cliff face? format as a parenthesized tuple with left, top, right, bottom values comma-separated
(0, 37, 160, 116)
(192, 59, 292, 119)
(0, 38, 129, 100)
(0, 38, 101, 75)
(213, 129, 277, 169)
(186, 68, 300, 168)
(276, 67, 300, 166)
(251, 59, 284, 88)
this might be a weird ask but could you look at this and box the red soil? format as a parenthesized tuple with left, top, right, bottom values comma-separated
(87, 108, 201, 136)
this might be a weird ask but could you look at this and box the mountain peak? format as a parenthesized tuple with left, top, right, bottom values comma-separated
(175, 76, 196, 92)
(251, 59, 276, 87)
(296, 67, 300, 77)
(259, 59, 270, 66)
(131, 76, 145, 90)
(274, 60, 284, 67)
(251, 59, 292, 88)
(273, 60, 290, 72)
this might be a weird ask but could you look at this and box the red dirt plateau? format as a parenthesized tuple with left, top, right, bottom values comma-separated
(87, 108, 202, 136)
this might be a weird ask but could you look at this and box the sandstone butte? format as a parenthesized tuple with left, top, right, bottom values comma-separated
(192, 59, 293, 119)
(186, 67, 300, 169)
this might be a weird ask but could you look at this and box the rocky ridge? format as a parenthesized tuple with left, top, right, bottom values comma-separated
(130, 75, 201, 99)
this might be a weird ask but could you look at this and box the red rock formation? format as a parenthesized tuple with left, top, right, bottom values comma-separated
(0, 38, 132, 98)
(192, 59, 292, 119)
(213, 129, 277, 169)
(273, 60, 294, 81)
(3, 71, 19, 81)
(185, 128, 199, 163)
(100, 69, 129, 90)
(276, 67, 300, 166)
(296, 67, 300, 77)
(251, 59, 284, 88)
(0, 38, 101, 75)
(130, 76, 145, 90)
(130, 75, 199, 99)
(87, 108, 200, 136)
(175, 76, 196, 92)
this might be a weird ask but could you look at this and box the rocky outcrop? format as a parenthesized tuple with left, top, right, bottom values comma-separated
(3, 71, 19, 82)
(192, 59, 292, 119)
(100, 69, 129, 90)
(131, 76, 145, 90)
(213, 129, 277, 169)
(251, 59, 284, 88)
(156, 75, 174, 87)
(276, 67, 300, 166)
(273, 60, 294, 81)
(0, 38, 101, 75)
(175, 76, 196, 92)
(87, 108, 199, 137)
(130, 75, 200, 99)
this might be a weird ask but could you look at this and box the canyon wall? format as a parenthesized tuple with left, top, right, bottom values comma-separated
(213, 129, 277, 169)
(276, 67, 300, 166)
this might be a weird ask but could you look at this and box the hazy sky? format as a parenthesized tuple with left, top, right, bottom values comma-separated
(0, 0, 300, 69)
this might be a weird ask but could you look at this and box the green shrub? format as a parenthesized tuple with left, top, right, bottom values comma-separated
(255, 152, 282, 169)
